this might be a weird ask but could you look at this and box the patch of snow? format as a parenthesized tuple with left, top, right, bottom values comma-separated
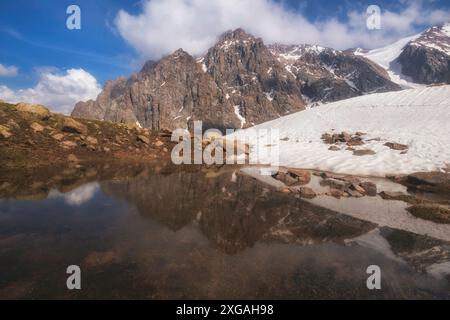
(285, 65, 296, 78)
(443, 23, 450, 37)
(233, 105, 246, 129)
(343, 72, 358, 91)
(264, 90, 274, 102)
(160, 81, 166, 87)
(358, 33, 425, 89)
(233, 85, 450, 177)
(135, 121, 142, 129)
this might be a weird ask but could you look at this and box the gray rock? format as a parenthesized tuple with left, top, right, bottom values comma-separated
(360, 181, 377, 197)
(353, 149, 376, 156)
(384, 142, 408, 151)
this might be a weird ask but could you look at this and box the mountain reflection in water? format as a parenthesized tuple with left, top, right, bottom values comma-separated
(0, 163, 449, 299)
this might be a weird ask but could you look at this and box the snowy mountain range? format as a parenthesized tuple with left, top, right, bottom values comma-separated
(72, 23, 450, 131)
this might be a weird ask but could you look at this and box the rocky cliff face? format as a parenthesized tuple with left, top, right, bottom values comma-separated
(269, 44, 401, 104)
(73, 50, 240, 131)
(397, 23, 450, 84)
(202, 29, 304, 126)
(72, 28, 402, 130)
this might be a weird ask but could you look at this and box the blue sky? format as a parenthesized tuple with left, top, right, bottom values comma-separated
(0, 0, 449, 113)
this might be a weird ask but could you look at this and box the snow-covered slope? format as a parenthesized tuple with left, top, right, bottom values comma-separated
(356, 23, 450, 87)
(234, 85, 450, 177)
(355, 33, 423, 89)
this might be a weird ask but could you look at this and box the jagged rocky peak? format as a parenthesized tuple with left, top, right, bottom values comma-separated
(409, 23, 450, 55)
(397, 22, 450, 84)
(72, 27, 403, 130)
(269, 43, 400, 104)
(269, 44, 330, 59)
(202, 28, 306, 126)
(217, 28, 258, 43)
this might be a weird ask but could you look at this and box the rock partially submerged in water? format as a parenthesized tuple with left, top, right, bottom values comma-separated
(360, 182, 377, 197)
(273, 169, 311, 186)
(287, 169, 311, 185)
(297, 187, 316, 199)
(407, 172, 450, 193)
(407, 204, 450, 224)
(320, 178, 350, 191)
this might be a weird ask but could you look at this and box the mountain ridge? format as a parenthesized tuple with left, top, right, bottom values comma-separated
(72, 25, 448, 130)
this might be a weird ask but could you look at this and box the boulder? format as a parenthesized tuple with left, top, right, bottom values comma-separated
(329, 146, 340, 151)
(287, 169, 311, 185)
(336, 176, 361, 185)
(137, 135, 150, 144)
(154, 140, 164, 147)
(341, 132, 352, 142)
(353, 149, 376, 156)
(351, 183, 366, 195)
(407, 204, 450, 224)
(62, 117, 88, 135)
(30, 122, 44, 132)
(281, 173, 298, 186)
(347, 189, 363, 198)
(346, 138, 364, 146)
(327, 188, 344, 198)
(298, 187, 317, 199)
(384, 142, 408, 151)
(320, 178, 350, 191)
(15, 103, 50, 120)
(0, 125, 12, 138)
(273, 171, 300, 186)
(360, 181, 377, 197)
(86, 136, 98, 145)
(7, 119, 20, 129)
(321, 133, 333, 144)
(52, 133, 65, 141)
(379, 191, 410, 201)
(60, 140, 77, 149)
(407, 172, 450, 193)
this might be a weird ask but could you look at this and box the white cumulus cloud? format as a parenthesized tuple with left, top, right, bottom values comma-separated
(0, 63, 18, 77)
(0, 68, 101, 114)
(115, 0, 450, 60)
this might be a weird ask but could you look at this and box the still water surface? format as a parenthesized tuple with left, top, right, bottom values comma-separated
(0, 163, 449, 299)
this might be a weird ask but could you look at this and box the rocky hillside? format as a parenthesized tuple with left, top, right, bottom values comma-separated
(72, 28, 400, 130)
(269, 44, 400, 104)
(0, 101, 175, 169)
(354, 22, 450, 87)
(397, 23, 450, 84)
